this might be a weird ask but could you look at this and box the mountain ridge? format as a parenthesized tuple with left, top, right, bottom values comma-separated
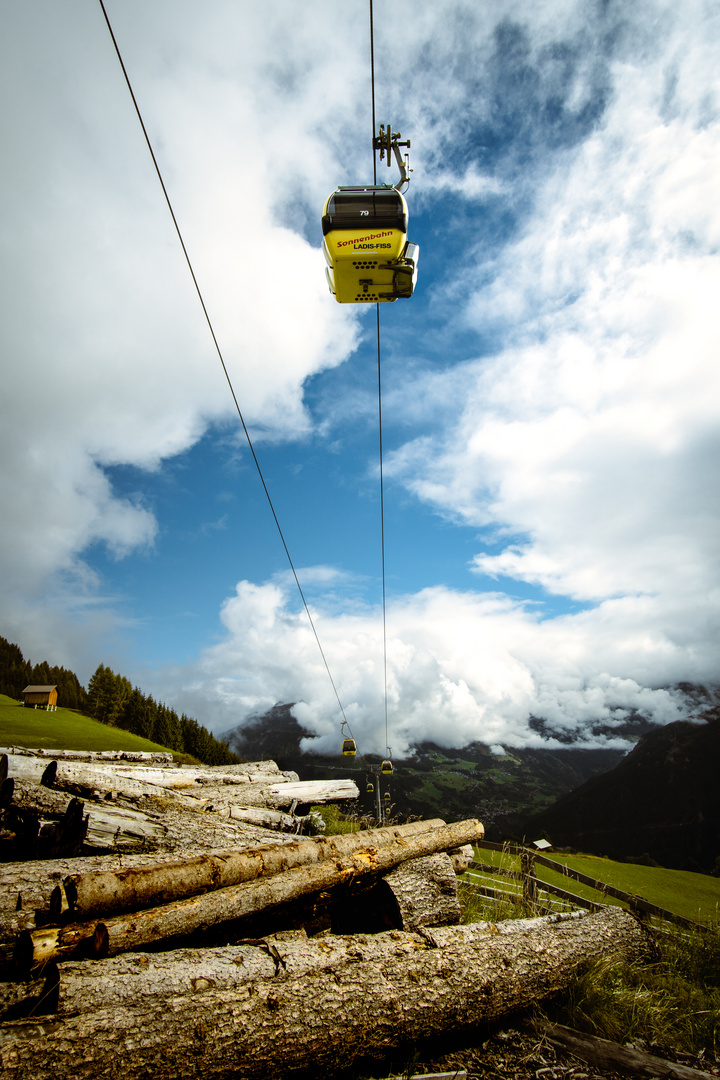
(523, 708, 720, 873)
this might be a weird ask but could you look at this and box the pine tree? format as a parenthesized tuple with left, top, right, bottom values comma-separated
(86, 664, 118, 724)
(0, 637, 32, 699)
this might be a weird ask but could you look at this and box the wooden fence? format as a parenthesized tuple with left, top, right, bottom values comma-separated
(461, 840, 710, 933)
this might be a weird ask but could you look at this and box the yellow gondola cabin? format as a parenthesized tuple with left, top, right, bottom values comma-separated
(322, 185, 419, 304)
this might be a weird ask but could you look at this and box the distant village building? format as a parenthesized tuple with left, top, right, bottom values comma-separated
(22, 685, 58, 711)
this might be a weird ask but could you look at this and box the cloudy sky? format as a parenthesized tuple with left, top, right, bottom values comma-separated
(2, 0, 719, 755)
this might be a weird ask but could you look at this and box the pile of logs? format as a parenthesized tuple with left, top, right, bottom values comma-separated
(0, 748, 656, 1079)
(0, 748, 360, 858)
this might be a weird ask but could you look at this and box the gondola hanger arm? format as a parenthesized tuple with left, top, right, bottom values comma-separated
(373, 124, 412, 189)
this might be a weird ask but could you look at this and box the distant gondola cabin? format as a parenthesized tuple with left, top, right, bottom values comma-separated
(22, 685, 58, 711)
(322, 185, 419, 303)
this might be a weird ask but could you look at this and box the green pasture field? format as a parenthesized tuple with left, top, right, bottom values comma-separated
(0, 693, 173, 755)
(471, 843, 720, 925)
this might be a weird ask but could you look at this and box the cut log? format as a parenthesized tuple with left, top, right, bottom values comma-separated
(18, 819, 483, 969)
(182, 761, 300, 783)
(0, 819, 296, 911)
(535, 1022, 718, 1080)
(0, 907, 653, 1079)
(61, 818, 448, 919)
(6, 757, 208, 804)
(6, 757, 354, 809)
(5, 756, 296, 790)
(381, 853, 461, 929)
(6, 780, 170, 854)
(219, 805, 301, 831)
(7, 914, 584, 1014)
(0, 748, 174, 763)
(196, 778, 360, 809)
(0, 834, 301, 977)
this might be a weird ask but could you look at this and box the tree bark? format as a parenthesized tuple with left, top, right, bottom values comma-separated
(381, 853, 461, 929)
(5, 757, 299, 792)
(18, 820, 483, 969)
(61, 818, 448, 918)
(0, 907, 653, 1079)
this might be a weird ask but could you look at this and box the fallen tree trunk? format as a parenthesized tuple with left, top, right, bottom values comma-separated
(18, 820, 482, 969)
(61, 818, 448, 918)
(0, 907, 653, 1079)
(535, 1022, 717, 1080)
(4, 911, 585, 1015)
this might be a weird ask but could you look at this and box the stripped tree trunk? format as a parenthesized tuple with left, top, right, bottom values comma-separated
(5, 758, 305, 795)
(194, 778, 360, 809)
(216, 805, 301, 831)
(0, 749, 173, 764)
(0, 908, 653, 1080)
(61, 819, 448, 918)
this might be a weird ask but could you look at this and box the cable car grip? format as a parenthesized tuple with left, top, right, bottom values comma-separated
(373, 124, 412, 190)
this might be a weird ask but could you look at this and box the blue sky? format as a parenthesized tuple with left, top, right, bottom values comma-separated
(2, 0, 719, 754)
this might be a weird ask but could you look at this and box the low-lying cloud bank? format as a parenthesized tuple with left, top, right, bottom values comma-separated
(163, 576, 697, 756)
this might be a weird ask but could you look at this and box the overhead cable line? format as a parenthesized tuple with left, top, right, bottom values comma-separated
(97, 0, 350, 729)
(369, 0, 390, 756)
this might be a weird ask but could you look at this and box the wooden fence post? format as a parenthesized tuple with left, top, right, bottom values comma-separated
(521, 852, 538, 908)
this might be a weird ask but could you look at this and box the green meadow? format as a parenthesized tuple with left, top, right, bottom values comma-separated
(0, 693, 173, 755)
(470, 843, 720, 925)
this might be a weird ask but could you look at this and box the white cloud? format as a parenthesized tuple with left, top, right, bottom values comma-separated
(0, 1, 361, 654)
(386, 6, 720, 646)
(163, 575, 690, 756)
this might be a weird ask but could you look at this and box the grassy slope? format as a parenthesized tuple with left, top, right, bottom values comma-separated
(472, 844, 720, 924)
(0, 693, 173, 754)
(544, 852, 720, 924)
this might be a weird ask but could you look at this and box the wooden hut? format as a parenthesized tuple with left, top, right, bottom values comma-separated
(22, 685, 58, 711)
